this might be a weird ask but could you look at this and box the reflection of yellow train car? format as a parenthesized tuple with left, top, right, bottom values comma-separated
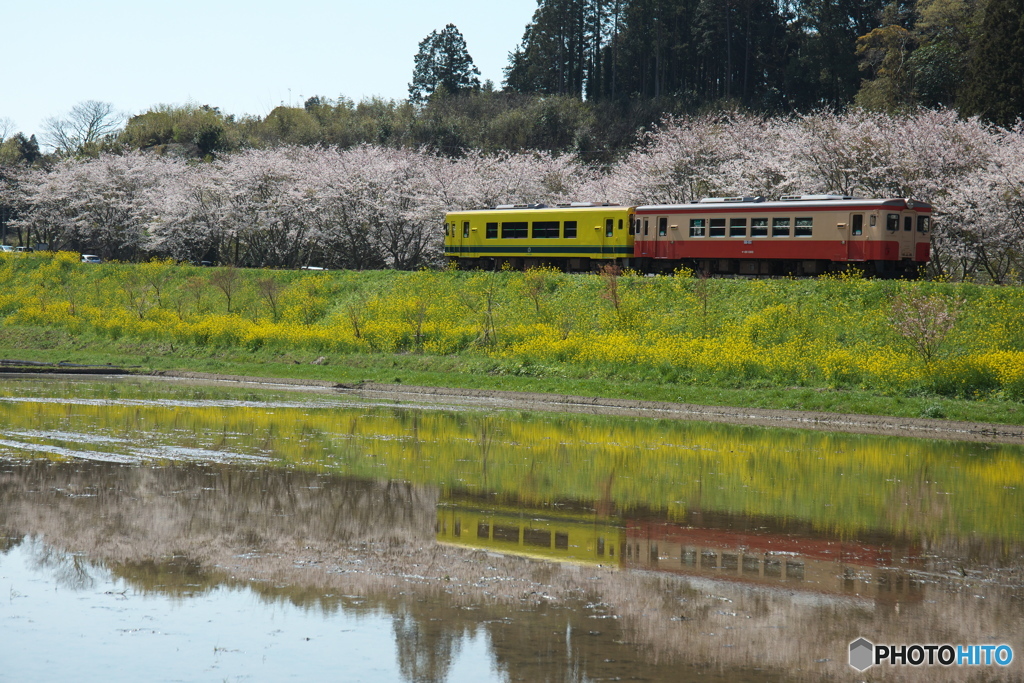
(436, 504, 623, 565)
(443, 204, 635, 272)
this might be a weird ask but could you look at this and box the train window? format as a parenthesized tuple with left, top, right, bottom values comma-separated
(852, 214, 863, 236)
(524, 528, 551, 548)
(689, 218, 706, 237)
(564, 220, 577, 238)
(917, 216, 930, 233)
(618, 219, 624, 231)
(904, 216, 912, 231)
(709, 218, 726, 237)
(871, 214, 877, 227)
(486, 222, 498, 239)
(887, 213, 900, 231)
(658, 217, 668, 236)
(772, 217, 791, 237)
(606, 218, 614, 237)
(532, 221, 560, 238)
(751, 218, 768, 237)
(795, 217, 813, 237)
(730, 218, 747, 237)
(632, 218, 641, 235)
(643, 219, 649, 236)
(700, 550, 718, 568)
(463, 221, 470, 238)
(722, 553, 739, 570)
(501, 221, 528, 238)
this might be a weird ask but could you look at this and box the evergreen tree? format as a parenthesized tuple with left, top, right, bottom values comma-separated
(854, 24, 917, 111)
(962, 0, 1024, 126)
(409, 24, 481, 103)
(504, 0, 607, 98)
(786, 0, 889, 109)
(909, 0, 981, 107)
(0, 133, 41, 166)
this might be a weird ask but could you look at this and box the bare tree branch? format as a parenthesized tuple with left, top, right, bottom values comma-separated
(42, 100, 125, 155)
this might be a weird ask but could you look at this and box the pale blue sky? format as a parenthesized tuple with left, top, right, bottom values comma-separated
(2, 0, 538, 141)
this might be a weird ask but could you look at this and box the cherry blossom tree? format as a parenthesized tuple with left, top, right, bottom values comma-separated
(6, 107, 1024, 280)
(12, 152, 175, 258)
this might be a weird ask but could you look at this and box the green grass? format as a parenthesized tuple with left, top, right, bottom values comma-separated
(2, 325, 1021, 427)
(5, 255, 1024, 427)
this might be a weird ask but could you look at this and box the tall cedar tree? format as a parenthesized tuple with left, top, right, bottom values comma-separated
(962, 0, 1024, 126)
(506, 0, 886, 111)
(409, 24, 482, 103)
(505, 0, 602, 97)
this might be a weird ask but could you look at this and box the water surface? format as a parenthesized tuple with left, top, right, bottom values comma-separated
(0, 375, 1021, 682)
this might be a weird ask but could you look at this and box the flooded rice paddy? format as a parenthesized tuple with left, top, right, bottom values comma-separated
(0, 375, 1021, 682)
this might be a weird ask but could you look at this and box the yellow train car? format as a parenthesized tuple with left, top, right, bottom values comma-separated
(444, 203, 635, 272)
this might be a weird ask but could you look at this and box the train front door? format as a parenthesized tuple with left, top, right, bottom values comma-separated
(898, 212, 916, 260)
(451, 219, 463, 255)
(655, 216, 669, 259)
(846, 213, 867, 262)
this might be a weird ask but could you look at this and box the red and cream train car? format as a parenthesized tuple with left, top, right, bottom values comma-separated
(632, 195, 932, 277)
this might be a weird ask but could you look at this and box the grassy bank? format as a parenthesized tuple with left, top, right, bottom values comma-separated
(2, 252, 1024, 426)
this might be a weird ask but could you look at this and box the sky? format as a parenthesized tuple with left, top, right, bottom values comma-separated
(1, 0, 539, 144)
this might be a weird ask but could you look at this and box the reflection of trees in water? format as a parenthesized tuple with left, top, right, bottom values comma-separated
(27, 539, 97, 591)
(0, 459, 436, 560)
(393, 607, 463, 683)
(0, 529, 23, 552)
(1, 458, 1022, 682)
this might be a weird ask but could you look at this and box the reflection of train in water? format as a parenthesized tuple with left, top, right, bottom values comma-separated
(437, 501, 621, 566)
(436, 501, 923, 604)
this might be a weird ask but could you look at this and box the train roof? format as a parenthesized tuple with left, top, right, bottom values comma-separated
(446, 196, 933, 215)
(447, 203, 631, 213)
(636, 195, 931, 212)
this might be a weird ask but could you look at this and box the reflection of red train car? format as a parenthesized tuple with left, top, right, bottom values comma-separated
(623, 518, 924, 604)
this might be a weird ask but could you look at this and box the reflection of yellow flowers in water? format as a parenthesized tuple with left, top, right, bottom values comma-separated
(7, 253, 1024, 397)
(1, 379, 1022, 542)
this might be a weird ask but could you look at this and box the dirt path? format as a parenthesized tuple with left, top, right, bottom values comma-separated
(150, 370, 1024, 444)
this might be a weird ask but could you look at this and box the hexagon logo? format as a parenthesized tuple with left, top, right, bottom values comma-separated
(849, 637, 875, 671)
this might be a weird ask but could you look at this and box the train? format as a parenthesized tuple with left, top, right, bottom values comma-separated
(444, 195, 932, 277)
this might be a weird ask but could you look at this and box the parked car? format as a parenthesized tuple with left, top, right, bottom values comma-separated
(81, 254, 102, 264)
(14, 246, 30, 252)
(0, 245, 14, 253)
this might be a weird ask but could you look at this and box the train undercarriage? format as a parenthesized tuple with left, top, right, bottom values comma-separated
(449, 256, 923, 279)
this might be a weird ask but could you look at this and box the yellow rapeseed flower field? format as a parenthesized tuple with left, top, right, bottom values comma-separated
(5, 252, 1024, 399)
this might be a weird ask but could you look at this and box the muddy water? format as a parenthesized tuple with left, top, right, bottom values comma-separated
(0, 375, 1021, 682)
